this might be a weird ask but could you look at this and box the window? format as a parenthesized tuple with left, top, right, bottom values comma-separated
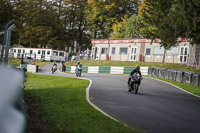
(153, 46, 164, 55)
(38, 50, 41, 54)
(101, 48, 108, 54)
(119, 47, 128, 55)
(47, 51, 50, 55)
(166, 47, 178, 55)
(111, 47, 115, 54)
(42, 50, 45, 55)
(23, 50, 25, 54)
(145, 47, 151, 55)
(14, 49, 16, 53)
(59, 52, 64, 56)
(30, 50, 33, 54)
(18, 49, 21, 53)
(53, 51, 58, 56)
(180, 46, 188, 63)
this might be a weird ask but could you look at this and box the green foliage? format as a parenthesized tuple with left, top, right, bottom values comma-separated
(0, 0, 13, 27)
(141, 0, 178, 48)
(140, 0, 200, 47)
(172, 0, 200, 45)
(124, 14, 143, 38)
(86, 0, 139, 39)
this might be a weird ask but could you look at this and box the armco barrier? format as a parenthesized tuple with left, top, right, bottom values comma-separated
(176, 70, 184, 82)
(148, 67, 153, 76)
(27, 65, 38, 73)
(168, 69, 177, 81)
(71, 66, 76, 73)
(152, 67, 159, 77)
(110, 67, 124, 74)
(82, 67, 88, 73)
(99, 66, 111, 73)
(163, 69, 170, 79)
(123, 67, 135, 74)
(147, 67, 200, 87)
(191, 73, 200, 86)
(140, 67, 149, 75)
(158, 68, 167, 79)
(64, 66, 148, 75)
(88, 66, 99, 73)
(65, 66, 71, 72)
(183, 71, 193, 84)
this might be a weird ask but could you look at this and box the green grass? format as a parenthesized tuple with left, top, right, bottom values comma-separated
(8, 59, 21, 66)
(145, 76, 200, 96)
(25, 74, 139, 133)
(65, 60, 200, 73)
(7, 59, 51, 66)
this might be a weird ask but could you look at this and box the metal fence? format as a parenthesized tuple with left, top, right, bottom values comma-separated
(0, 21, 26, 133)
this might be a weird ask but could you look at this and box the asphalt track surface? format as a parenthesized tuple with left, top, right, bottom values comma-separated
(39, 64, 200, 133)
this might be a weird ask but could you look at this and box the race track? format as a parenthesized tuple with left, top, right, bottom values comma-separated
(39, 64, 200, 133)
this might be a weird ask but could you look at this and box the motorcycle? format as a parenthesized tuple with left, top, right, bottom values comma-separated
(76, 65, 82, 77)
(128, 72, 142, 94)
(51, 65, 57, 74)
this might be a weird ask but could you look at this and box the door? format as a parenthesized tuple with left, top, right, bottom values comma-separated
(179, 46, 189, 63)
(41, 50, 45, 60)
(94, 47, 100, 60)
(130, 47, 137, 61)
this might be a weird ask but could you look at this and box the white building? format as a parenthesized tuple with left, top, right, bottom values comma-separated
(10, 47, 67, 62)
(91, 38, 200, 67)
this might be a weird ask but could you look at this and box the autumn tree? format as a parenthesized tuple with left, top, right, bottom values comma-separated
(87, 0, 139, 39)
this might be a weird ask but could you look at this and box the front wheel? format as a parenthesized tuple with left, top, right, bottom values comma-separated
(79, 72, 81, 77)
(133, 83, 139, 94)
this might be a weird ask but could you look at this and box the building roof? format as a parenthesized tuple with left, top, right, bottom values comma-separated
(12, 47, 66, 52)
(91, 38, 189, 44)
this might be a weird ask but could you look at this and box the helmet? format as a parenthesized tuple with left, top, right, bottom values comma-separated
(77, 61, 80, 64)
(136, 66, 140, 71)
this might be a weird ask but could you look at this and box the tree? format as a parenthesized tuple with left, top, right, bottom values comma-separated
(171, 0, 200, 45)
(14, 0, 64, 48)
(0, 0, 13, 27)
(86, 0, 139, 39)
(109, 16, 127, 39)
(124, 14, 142, 38)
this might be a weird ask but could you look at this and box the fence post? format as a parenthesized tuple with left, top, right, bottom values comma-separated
(4, 24, 16, 65)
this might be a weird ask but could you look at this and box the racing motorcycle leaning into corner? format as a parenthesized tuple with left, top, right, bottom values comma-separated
(127, 66, 143, 94)
(51, 61, 57, 74)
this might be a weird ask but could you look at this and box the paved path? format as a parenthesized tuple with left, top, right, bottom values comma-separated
(39, 64, 200, 133)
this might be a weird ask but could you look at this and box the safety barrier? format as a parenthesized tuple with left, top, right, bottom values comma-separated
(148, 67, 200, 87)
(64, 66, 149, 75)
(20, 64, 38, 73)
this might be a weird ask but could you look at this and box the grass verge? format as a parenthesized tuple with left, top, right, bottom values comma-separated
(7, 59, 51, 66)
(145, 75, 200, 97)
(25, 74, 139, 133)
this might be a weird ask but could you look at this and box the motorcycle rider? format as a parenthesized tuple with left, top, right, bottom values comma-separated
(75, 61, 82, 74)
(127, 66, 142, 85)
(52, 60, 57, 73)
